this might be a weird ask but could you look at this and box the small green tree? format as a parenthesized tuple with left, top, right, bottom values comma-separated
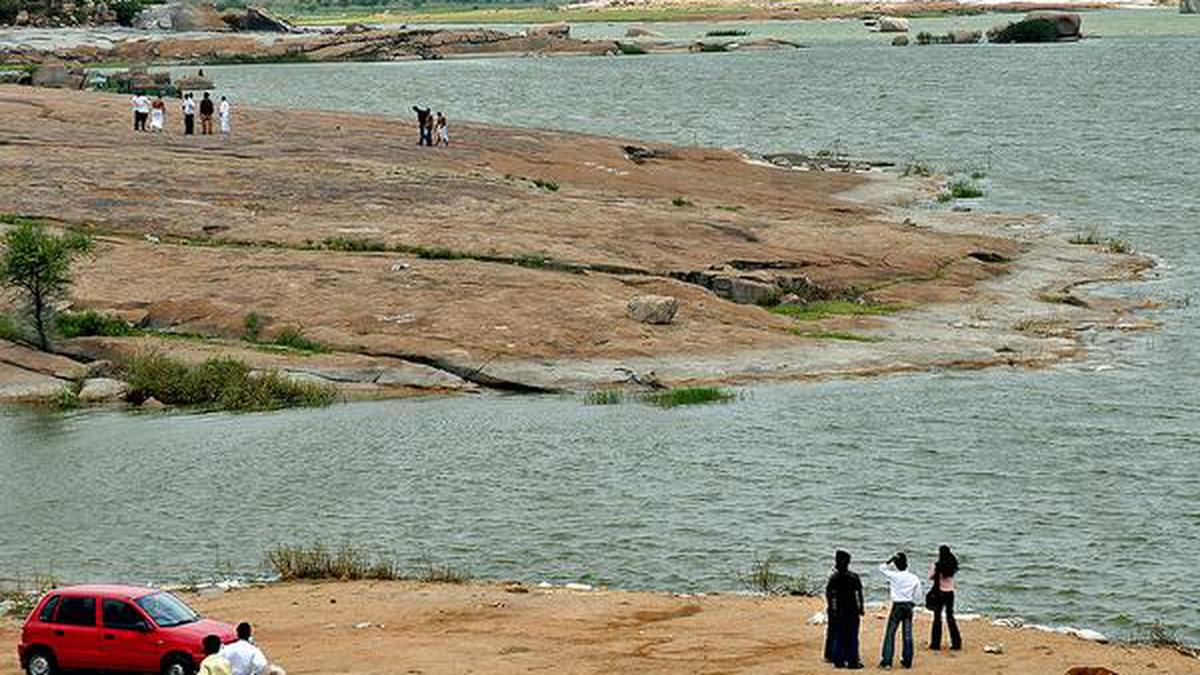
(0, 221, 93, 351)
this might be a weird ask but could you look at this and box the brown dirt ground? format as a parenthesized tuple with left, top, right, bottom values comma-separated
(0, 86, 1023, 386)
(4, 581, 1196, 674)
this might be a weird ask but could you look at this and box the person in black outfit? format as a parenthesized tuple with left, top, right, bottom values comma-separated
(929, 544, 962, 651)
(825, 550, 865, 669)
(199, 93, 215, 135)
(412, 105, 433, 146)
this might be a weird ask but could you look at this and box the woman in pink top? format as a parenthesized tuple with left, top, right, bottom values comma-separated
(929, 545, 962, 651)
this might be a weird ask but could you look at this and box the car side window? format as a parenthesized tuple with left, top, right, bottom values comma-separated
(55, 596, 96, 626)
(37, 595, 60, 622)
(103, 599, 148, 631)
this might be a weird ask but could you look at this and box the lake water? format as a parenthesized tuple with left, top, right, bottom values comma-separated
(3, 8, 1200, 643)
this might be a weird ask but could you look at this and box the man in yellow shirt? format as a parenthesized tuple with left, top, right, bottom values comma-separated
(199, 635, 233, 675)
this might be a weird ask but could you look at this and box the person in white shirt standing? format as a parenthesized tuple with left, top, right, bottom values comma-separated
(878, 552, 922, 669)
(219, 96, 232, 135)
(131, 94, 150, 132)
(220, 622, 268, 675)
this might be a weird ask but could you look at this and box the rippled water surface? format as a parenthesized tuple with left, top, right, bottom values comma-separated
(3, 9, 1200, 643)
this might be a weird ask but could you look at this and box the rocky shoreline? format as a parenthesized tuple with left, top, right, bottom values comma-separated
(0, 87, 1154, 408)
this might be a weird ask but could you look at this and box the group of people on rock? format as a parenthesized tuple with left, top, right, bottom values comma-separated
(198, 622, 284, 675)
(412, 105, 450, 147)
(131, 92, 232, 136)
(824, 545, 961, 670)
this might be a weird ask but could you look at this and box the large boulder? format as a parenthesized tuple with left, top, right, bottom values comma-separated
(626, 295, 679, 325)
(989, 12, 1080, 43)
(528, 22, 570, 38)
(878, 16, 910, 32)
(1026, 12, 1082, 39)
(224, 6, 297, 33)
(711, 275, 779, 305)
(135, 2, 228, 31)
(78, 377, 129, 403)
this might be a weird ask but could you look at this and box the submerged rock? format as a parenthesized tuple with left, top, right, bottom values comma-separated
(989, 12, 1081, 43)
(625, 26, 664, 38)
(892, 35, 909, 46)
(626, 295, 679, 325)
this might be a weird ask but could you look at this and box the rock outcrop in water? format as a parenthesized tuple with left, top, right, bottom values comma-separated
(988, 12, 1082, 43)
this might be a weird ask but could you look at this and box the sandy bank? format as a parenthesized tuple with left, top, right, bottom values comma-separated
(0, 87, 1151, 403)
(3, 580, 1197, 674)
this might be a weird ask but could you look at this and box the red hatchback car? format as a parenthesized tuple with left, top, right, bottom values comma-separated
(18, 585, 236, 675)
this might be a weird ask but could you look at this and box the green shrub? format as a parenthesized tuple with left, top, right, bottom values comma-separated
(671, 197, 693, 207)
(55, 310, 133, 339)
(243, 312, 262, 342)
(902, 161, 933, 178)
(696, 42, 730, 52)
(122, 352, 335, 411)
(642, 386, 734, 408)
(0, 313, 26, 343)
(532, 178, 559, 192)
(769, 300, 898, 321)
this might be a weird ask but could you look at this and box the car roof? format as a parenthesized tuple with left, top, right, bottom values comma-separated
(49, 585, 161, 601)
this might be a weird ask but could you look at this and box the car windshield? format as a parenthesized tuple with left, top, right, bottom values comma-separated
(135, 592, 199, 628)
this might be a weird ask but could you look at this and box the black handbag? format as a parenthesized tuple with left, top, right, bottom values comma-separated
(925, 574, 944, 610)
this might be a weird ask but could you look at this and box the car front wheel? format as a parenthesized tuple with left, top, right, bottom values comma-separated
(161, 653, 196, 675)
(25, 649, 57, 675)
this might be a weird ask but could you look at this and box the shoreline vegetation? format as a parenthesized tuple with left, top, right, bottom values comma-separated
(3, 576, 1199, 674)
(0, 87, 1155, 410)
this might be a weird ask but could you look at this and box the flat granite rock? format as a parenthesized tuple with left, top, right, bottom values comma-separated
(0, 362, 72, 401)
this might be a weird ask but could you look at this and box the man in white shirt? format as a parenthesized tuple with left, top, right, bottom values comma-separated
(878, 552, 922, 669)
(182, 94, 196, 135)
(220, 622, 268, 675)
(132, 94, 150, 132)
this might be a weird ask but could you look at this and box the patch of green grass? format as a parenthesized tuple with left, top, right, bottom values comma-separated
(122, 352, 336, 411)
(531, 178, 559, 192)
(716, 205, 744, 212)
(1067, 229, 1133, 254)
(937, 178, 985, 202)
(642, 386, 735, 408)
(266, 542, 399, 581)
(417, 559, 469, 585)
(269, 327, 329, 353)
(769, 300, 899, 321)
(584, 389, 628, 405)
(55, 310, 134, 339)
(51, 386, 80, 410)
(792, 329, 884, 343)
(671, 197, 693, 207)
(705, 29, 749, 36)
(394, 243, 470, 260)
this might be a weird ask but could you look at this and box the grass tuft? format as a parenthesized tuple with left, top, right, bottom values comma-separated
(269, 327, 329, 353)
(705, 29, 749, 36)
(737, 554, 819, 597)
(584, 389, 628, 405)
(901, 161, 933, 178)
(769, 300, 899, 321)
(531, 178, 560, 192)
(792, 329, 884, 343)
(642, 386, 735, 408)
(671, 197, 693, 207)
(0, 313, 27, 343)
(317, 236, 389, 252)
(937, 178, 985, 202)
(1068, 229, 1133, 254)
(266, 542, 399, 581)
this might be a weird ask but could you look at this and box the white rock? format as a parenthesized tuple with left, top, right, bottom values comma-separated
(353, 622, 372, 629)
(536, 581, 554, 589)
(983, 642, 1005, 654)
(807, 611, 827, 625)
(992, 617, 1024, 628)
(563, 582, 594, 591)
(77, 377, 128, 402)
